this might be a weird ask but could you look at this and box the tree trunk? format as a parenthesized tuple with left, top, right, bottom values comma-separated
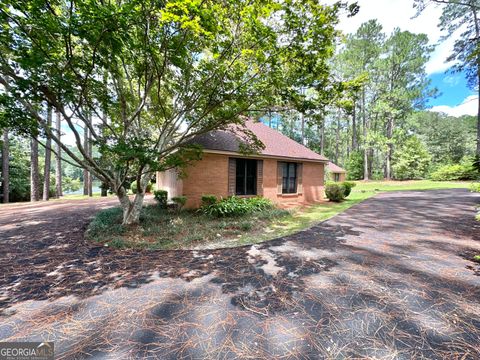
(301, 113, 305, 145)
(117, 172, 151, 225)
(83, 126, 89, 196)
(88, 129, 93, 197)
(30, 137, 40, 201)
(43, 104, 52, 201)
(385, 116, 394, 180)
(55, 111, 62, 198)
(477, 71, 480, 156)
(352, 102, 358, 151)
(2, 129, 9, 203)
(320, 121, 325, 155)
(335, 114, 340, 163)
(362, 92, 369, 180)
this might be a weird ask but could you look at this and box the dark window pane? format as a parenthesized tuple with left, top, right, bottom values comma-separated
(281, 162, 297, 194)
(236, 159, 246, 195)
(246, 160, 257, 195)
(235, 158, 257, 195)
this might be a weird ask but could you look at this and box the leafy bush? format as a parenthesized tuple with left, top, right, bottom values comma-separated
(171, 196, 187, 211)
(131, 181, 153, 194)
(342, 181, 356, 197)
(430, 163, 479, 181)
(202, 196, 274, 217)
(469, 183, 480, 193)
(201, 194, 217, 207)
(153, 190, 168, 208)
(325, 183, 346, 202)
(345, 151, 364, 180)
(86, 207, 125, 240)
(392, 135, 431, 180)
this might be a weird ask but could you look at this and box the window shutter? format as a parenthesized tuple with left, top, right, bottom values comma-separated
(228, 158, 236, 196)
(277, 162, 283, 194)
(297, 163, 303, 194)
(256, 160, 263, 196)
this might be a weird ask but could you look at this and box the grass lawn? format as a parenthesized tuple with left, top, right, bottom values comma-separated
(87, 180, 472, 250)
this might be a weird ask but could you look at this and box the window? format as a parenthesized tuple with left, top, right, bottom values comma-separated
(235, 158, 257, 195)
(334, 173, 340, 182)
(280, 162, 297, 194)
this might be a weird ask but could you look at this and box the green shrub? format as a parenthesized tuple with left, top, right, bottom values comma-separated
(473, 255, 480, 263)
(131, 181, 153, 194)
(171, 196, 187, 211)
(153, 190, 168, 208)
(202, 196, 274, 217)
(345, 151, 364, 180)
(201, 194, 217, 207)
(325, 183, 345, 202)
(341, 181, 356, 197)
(430, 164, 479, 181)
(469, 183, 480, 193)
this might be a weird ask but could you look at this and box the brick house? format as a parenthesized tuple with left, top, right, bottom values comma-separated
(156, 121, 329, 208)
(327, 162, 347, 182)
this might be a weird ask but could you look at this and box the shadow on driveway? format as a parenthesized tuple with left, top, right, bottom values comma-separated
(0, 189, 480, 358)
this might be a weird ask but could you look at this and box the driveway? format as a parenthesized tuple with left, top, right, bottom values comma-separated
(0, 189, 479, 359)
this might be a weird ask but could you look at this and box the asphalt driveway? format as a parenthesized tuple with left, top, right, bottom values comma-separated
(1, 189, 480, 359)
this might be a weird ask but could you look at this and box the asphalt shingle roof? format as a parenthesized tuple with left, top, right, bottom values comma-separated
(189, 121, 328, 162)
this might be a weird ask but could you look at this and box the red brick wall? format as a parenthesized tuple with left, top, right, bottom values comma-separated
(176, 153, 325, 208)
(181, 153, 229, 208)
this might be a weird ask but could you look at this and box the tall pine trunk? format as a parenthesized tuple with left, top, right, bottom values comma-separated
(319, 121, 325, 155)
(83, 126, 89, 196)
(55, 111, 62, 198)
(362, 92, 369, 180)
(352, 102, 358, 151)
(88, 129, 93, 197)
(30, 137, 40, 201)
(43, 104, 52, 201)
(477, 71, 480, 156)
(2, 129, 9, 203)
(385, 116, 394, 181)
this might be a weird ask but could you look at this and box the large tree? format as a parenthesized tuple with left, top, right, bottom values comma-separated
(0, 0, 349, 224)
(1, 128, 8, 203)
(337, 20, 385, 180)
(43, 104, 52, 201)
(415, 0, 480, 158)
(374, 29, 434, 180)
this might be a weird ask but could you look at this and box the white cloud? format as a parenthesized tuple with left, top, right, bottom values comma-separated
(429, 95, 478, 116)
(327, 0, 459, 74)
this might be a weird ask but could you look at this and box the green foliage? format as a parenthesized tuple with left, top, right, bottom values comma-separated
(131, 182, 152, 194)
(201, 194, 217, 207)
(0, 0, 346, 224)
(86, 203, 289, 250)
(325, 183, 346, 202)
(171, 196, 187, 211)
(469, 183, 480, 193)
(345, 151, 364, 180)
(85, 208, 125, 240)
(392, 136, 431, 180)
(473, 255, 480, 263)
(342, 181, 356, 197)
(430, 163, 479, 181)
(202, 196, 274, 217)
(153, 190, 168, 208)
(409, 112, 476, 166)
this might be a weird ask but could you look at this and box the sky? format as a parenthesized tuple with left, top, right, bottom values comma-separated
(331, 0, 477, 117)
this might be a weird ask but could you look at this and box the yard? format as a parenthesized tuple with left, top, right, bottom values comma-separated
(86, 180, 474, 250)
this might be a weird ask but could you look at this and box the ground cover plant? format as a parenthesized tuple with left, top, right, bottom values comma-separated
(86, 180, 472, 250)
(86, 200, 291, 250)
